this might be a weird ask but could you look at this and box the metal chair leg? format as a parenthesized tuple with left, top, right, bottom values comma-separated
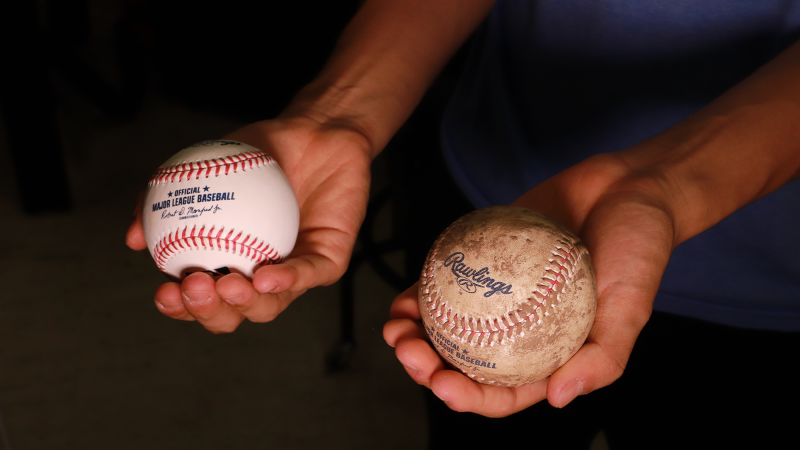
(325, 187, 407, 372)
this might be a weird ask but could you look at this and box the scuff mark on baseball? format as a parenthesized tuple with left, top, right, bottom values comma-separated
(418, 206, 597, 386)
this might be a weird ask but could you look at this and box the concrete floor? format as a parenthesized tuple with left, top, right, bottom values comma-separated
(0, 2, 610, 449)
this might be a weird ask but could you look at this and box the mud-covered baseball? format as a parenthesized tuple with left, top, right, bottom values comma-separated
(418, 206, 596, 386)
(142, 140, 299, 279)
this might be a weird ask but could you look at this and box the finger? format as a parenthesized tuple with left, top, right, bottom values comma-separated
(251, 262, 297, 294)
(546, 340, 626, 408)
(389, 283, 421, 320)
(215, 273, 288, 323)
(546, 284, 652, 408)
(546, 197, 669, 408)
(251, 223, 359, 295)
(251, 254, 338, 295)
(430, 371, 548, 418)
(394, 338, 446, 389)
(126, 192, 147, 250)
(383, 318, 428, 347)
(153, 282, 195, 321)
(180, 272, 245, 333)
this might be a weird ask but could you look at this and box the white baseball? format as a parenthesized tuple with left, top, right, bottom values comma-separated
(142, 140, 299, 279)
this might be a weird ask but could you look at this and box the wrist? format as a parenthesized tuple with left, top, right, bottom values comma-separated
(612, 99, 800, 245)
(280, 81, 384, 159)
(277, 0, 497, 160)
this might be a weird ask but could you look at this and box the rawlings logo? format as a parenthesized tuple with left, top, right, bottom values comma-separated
(443, 252, 513, 298)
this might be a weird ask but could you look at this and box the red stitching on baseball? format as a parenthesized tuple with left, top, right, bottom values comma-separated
(153, 225, 284, 272)
(148, 151, 275, 185)
(421, 238, 586, 386)
(520, 245, 573, 325)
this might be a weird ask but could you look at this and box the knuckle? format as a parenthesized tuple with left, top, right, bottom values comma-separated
(206, 319, 244, 334)
(183, 304, 215, 321)
(248, 309, 279, 323)
(220, 294, 248, 308)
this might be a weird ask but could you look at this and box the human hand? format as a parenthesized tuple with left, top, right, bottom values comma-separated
(384, 37, 800, 417)
(383, 153, 675, 417)
(127, 115, 373, 333)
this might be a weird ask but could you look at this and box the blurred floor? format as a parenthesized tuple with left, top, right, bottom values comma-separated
(0, 2, 610, 449)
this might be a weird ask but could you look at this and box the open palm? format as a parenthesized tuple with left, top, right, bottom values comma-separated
(127, 116, 373, 332)
(383, 153, 675, 417)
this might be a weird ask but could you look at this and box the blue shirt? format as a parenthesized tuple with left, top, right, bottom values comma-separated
(441, 0, 800, 330)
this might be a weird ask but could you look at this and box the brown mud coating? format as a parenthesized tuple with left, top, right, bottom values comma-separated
(418, 206, 597, 386)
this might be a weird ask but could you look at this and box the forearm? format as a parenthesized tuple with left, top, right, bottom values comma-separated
(281, 0, 496, 157)
(615, 38, 800, 245)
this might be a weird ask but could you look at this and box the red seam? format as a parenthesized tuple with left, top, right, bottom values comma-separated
(153, 225, 283, 272)
(420, 237, 580, 387)
(423, 245, 576, 347)
(148, 151, 275, 185)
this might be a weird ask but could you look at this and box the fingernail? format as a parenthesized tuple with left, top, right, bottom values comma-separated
(264, 285, 282, 294)
(222, 294, 244, 306)
(402, 364, 421, 376)
(556, 379, 584, 408)
(253, 279, 274, 293)
(182, 291, 210, 306)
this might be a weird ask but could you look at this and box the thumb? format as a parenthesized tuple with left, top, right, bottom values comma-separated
(127, 192, 147, 250)
(546, 197, 671, 407)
